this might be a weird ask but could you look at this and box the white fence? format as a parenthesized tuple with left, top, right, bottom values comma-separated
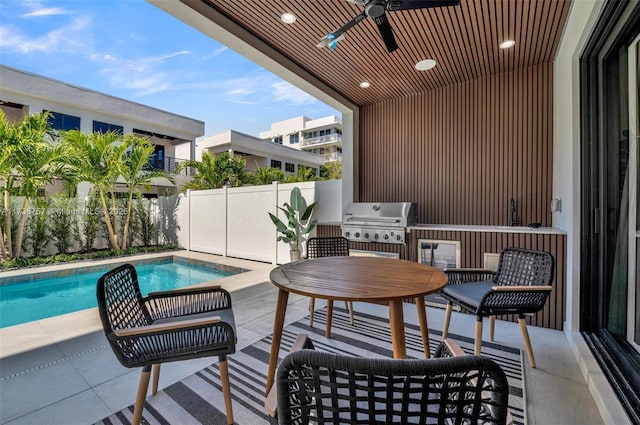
(177, 180, 342, 264)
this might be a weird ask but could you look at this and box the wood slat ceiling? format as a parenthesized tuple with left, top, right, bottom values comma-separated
(199, 0, 572, 106)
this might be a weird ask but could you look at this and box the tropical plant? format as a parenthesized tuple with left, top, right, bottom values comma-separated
(251, 165, 285, 185)
(63, 130, 172, 251)
(176, 151, 251, 190)
(120, 137, 173, 249)
(80, 189, 102, 252)
(285, 165, 320, 183)
(320, 160, 342, 180)
(268, 186, 317, 256)
(134, 197, 156, 246)
(24, 196, 50, 257)
(0, 111, 67, 259)
(49, 195, 79, 254)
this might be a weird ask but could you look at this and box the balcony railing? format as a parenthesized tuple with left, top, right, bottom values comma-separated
(300, 134, 342, 147)
(148, 156, 193, 176)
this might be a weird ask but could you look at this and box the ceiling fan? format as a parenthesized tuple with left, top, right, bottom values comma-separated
(317, 0, 461, 53)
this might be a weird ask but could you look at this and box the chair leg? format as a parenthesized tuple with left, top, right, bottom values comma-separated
(325, 299, 334, 338)
(442, 303, 453, 340)
(474, 318, 483, 355)
(309, 297, 315, 327)
(151, 364, 161, 395)
(489, 315, 496, 341)
(518, 316, 537, 368)
(132, 366, 151, 425)
(346, 301, 355, 325)
(219, 356, 234, 424)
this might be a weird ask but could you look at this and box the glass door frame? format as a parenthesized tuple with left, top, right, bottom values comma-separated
(627, 34, 639, 352)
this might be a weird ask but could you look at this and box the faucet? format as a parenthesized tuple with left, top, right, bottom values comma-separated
(508, 198, 520, 227)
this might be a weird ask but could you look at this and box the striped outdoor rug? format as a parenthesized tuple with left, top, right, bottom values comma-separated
(97, 307, 526, 425)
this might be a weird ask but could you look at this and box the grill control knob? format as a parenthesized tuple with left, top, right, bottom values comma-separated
(374, 234, 379, 239)
(364, 233, 369, 239)
(345, 232, 350, 237)
(355, 232, 360, 238)
(396, 235, 402, 241)
(384, 234, 389, 240)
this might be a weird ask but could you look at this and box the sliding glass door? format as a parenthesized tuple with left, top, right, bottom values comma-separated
(580, 1, 640, 422)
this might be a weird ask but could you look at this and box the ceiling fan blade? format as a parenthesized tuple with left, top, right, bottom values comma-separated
(386, 0, 460, 11)
(374, 13, 398, 53)
(317, 12, 367, 49)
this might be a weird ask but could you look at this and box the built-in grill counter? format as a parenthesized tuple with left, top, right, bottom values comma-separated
(316, 222, 567, 331)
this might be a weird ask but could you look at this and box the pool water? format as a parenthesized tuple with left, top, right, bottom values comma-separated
(0, 261, 238, 328)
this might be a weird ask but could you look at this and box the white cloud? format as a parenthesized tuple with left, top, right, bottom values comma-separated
(1, 15, 92, 53)
(271, 81, 316, 105)
(93, 50, 192, 96)
(22, 7, 67, 17)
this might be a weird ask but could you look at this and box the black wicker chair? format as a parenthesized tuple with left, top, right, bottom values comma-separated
(276, 341, 509, 425)
(306, 237, 354, 329)
(96, 263, 236, 425)
(441, 247, 554, 367)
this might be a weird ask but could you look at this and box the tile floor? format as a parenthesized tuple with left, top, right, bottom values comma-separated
(0, 251, 604, 425)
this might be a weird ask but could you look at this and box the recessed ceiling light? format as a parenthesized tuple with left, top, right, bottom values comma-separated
(415, 59, 437, 71)
(499, 40, 516, 49)
(281, 12, 296, 24)
(359, 81, 371, 88)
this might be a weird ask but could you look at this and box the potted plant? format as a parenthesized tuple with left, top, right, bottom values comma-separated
(268, 186, 317, 261)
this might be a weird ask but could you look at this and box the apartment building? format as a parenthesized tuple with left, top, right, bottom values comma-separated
(0, 65, 204, 196)
(259, 115, 342, 162)
(195, 129, 324, 176)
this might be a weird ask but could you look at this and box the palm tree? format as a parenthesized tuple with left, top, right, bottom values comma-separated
(119, 135, 174, 249)
(63, 130, 128, 251)
(251, 165, 285, 185)
(285, 165, 320, 183)
(0, 111, 66, 259)
(177, 151, 250, 190)
(0, 111, 15, 260)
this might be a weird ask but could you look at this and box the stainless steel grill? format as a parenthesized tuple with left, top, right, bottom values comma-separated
(341, 202, 417, 244)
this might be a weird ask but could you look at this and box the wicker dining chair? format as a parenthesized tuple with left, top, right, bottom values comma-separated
(96, 263, 237, 425)
(306, 236, 354, 328)
(441, 247, 554, 367)
(276, 341, 510, 425)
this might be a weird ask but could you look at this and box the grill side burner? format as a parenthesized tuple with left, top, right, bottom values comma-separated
(341, 202, 417, 244)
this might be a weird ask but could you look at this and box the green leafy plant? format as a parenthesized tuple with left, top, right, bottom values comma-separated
(80, 190, 101, 253)
(24, 196, 51, 258)
(134, 197, 156, 246)
(50, 195, 78, 254)
(268, 186, 317, 254)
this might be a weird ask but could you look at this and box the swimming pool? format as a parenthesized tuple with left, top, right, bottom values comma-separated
(0, 257, 244, 328)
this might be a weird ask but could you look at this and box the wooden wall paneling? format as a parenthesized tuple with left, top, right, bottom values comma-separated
(359, 64, 554, 227)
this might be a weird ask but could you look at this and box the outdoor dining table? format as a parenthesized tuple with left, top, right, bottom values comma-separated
(264, 255, 448, 395)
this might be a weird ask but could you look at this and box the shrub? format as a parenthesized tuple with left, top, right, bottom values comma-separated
(49, 195, 79, 254)
(24, 197, 50, 257)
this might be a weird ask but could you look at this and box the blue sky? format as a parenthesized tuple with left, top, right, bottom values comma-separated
(0, 0, 339, 136)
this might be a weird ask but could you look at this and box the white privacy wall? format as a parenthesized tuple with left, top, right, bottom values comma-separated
(180, 181, 342, 264)
(189, 189, 227, 255)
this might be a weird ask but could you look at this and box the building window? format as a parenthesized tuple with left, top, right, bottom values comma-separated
(93, 120, 123, 134)
(285, 162, 295, 172)
(271, 160, 282, 169)
(45, 111, 80, 131)
(273, 135, 283, 144)
(289, 133, 299, 144)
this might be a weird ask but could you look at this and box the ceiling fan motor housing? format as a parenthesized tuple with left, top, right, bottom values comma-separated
(365, 0, 387, 18)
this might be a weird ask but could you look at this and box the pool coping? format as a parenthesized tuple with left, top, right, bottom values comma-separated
(0, 252, 249, 285)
